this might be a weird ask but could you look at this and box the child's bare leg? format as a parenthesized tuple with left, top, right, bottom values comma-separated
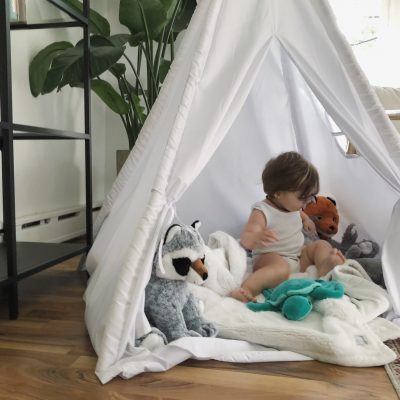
(230, 253, 290, 302)
(300, 240, 345, 277)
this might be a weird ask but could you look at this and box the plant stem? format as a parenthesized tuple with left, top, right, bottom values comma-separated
(119, 114, 128, 137)
(154, 26, 166, 83)
(118, 76, 136, 126)
(135, 45, 143, 96)
(162, 0, 181, 59)
(170, 37, 175, 60)
(137, 1, 160, 104)
(122, 53, 149, 113)
(150, 39, 157, 99)
(142, 41, 157, 105)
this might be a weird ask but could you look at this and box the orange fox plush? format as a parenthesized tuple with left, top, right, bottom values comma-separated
(304, 196, 385, 287)
(303, 195, 383, 287)
(303, 195, 379, 259)
(303, 196, 339, 239)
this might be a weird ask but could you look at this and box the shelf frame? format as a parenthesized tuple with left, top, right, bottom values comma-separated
(0, 0, 19, 320)
(0, 122, 90, 140)
(0, 242, 88, 286)
(0, 0, 93, 319)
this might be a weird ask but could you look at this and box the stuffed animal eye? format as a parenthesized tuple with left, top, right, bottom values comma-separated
(317, 216, 322, 220)
(201, 256, 205, 264)
(172, 257, 191, 276)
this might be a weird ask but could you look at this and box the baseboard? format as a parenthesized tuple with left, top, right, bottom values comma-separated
(0, 203, 101, 243)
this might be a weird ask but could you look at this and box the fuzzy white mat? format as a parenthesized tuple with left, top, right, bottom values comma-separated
(189, 231, 400, 367)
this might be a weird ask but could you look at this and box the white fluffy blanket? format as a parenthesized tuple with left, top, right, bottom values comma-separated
(189, 231, 400, 367)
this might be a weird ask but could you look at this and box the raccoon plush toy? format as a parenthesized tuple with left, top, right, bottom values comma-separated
(144, 221, 218, 343)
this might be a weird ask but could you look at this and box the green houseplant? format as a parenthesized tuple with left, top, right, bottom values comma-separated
(29, 0, 196, 150)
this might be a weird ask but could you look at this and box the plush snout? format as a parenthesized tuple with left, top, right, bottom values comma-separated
(316, 217, 338, 237)
(191, 258, 208, 280)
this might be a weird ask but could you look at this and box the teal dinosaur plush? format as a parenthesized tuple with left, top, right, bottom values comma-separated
(247, 279, 345, 321)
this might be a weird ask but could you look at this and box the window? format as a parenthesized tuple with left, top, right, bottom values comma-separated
(329, 0, 382, 47)
(328, 0, 400, 154)
(329, 0, 400, 87)
(324, 112, 358, 157)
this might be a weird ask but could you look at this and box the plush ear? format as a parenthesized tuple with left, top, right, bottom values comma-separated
(191, 220, 201, 230)
(326, 196, 336, 206)
(163, 224, 181, 244)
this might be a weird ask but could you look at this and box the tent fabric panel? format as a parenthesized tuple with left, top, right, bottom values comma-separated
(275, 1, 400, 191)
(382, 199, 400, 314)
(83, 0, 400, 383)
(98, 337, 309, 384)
(91, 0, 221, 237)
(86, 0, 225, 376)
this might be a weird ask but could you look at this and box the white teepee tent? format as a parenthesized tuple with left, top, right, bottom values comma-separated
(84, 0, 400, 383)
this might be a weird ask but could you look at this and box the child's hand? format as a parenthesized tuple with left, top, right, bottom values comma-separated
(303, 217, 316, 233)
(255, 229, 278, 247)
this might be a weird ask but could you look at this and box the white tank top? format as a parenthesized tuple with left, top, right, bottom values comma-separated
(252, 200, 304, 259)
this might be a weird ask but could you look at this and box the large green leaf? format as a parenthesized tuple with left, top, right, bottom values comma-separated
(60, 0, 110, 36)
(42, 63, 68, 94)
(119, 0, 178, 39)
(48, 44, 124, 89)
(132, 94, 147, 124)
(75, 35, 126, 77)
(109, 63, 126, 79)
(76, 35, 113, 48)
(173, 0, 196, 32)
(119, 78, 136, 97)
(91, 79, 129, 115)
(29, 41, 73, 96)
(51, 47, 87, 88)
(108, 34, 132, 47)
(158, 59, 171, 83)
(75, 34, 131, 52)
(90, 46, 125, 77)
(128, 32, 144, 47)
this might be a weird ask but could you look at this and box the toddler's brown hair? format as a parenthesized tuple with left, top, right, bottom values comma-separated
(262, 151, 319, 199)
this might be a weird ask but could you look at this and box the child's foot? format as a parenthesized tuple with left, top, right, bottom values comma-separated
(230, 287, 257, 303)
(318, 248, 346, 277)
(335, 249, 346, 264)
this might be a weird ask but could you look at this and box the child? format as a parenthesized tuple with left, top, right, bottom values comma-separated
(231, 151, 345, 302)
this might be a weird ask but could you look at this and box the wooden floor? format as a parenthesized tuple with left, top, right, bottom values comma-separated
(0, 256, 397, 400)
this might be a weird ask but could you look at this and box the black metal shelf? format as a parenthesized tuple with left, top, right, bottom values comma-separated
(0, 122, 90, 140)
(11, 21, 83, 30)
(0, 0, 92, 319)
(0, 241, 87, 285)
(10, 0, 88, 29)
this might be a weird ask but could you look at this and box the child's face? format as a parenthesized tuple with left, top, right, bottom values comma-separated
(277, 191, 314, 212)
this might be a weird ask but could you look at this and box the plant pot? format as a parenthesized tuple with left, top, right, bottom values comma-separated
(116, 149, 130, 174)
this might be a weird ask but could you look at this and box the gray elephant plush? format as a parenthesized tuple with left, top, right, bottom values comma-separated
(144, 221, 218, 343)
(329, 223, 380, 259)
(328, 224, 384, 286)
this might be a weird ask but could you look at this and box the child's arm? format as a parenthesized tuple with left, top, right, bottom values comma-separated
(240, 209, 278, 250)
(300, 210, 316, 233)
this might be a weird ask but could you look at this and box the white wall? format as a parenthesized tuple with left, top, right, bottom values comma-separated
(0, 0, 109, 221)
(103, 0, 132, 191)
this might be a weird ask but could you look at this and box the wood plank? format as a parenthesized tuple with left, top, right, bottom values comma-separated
(0, 255, 397, 400)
